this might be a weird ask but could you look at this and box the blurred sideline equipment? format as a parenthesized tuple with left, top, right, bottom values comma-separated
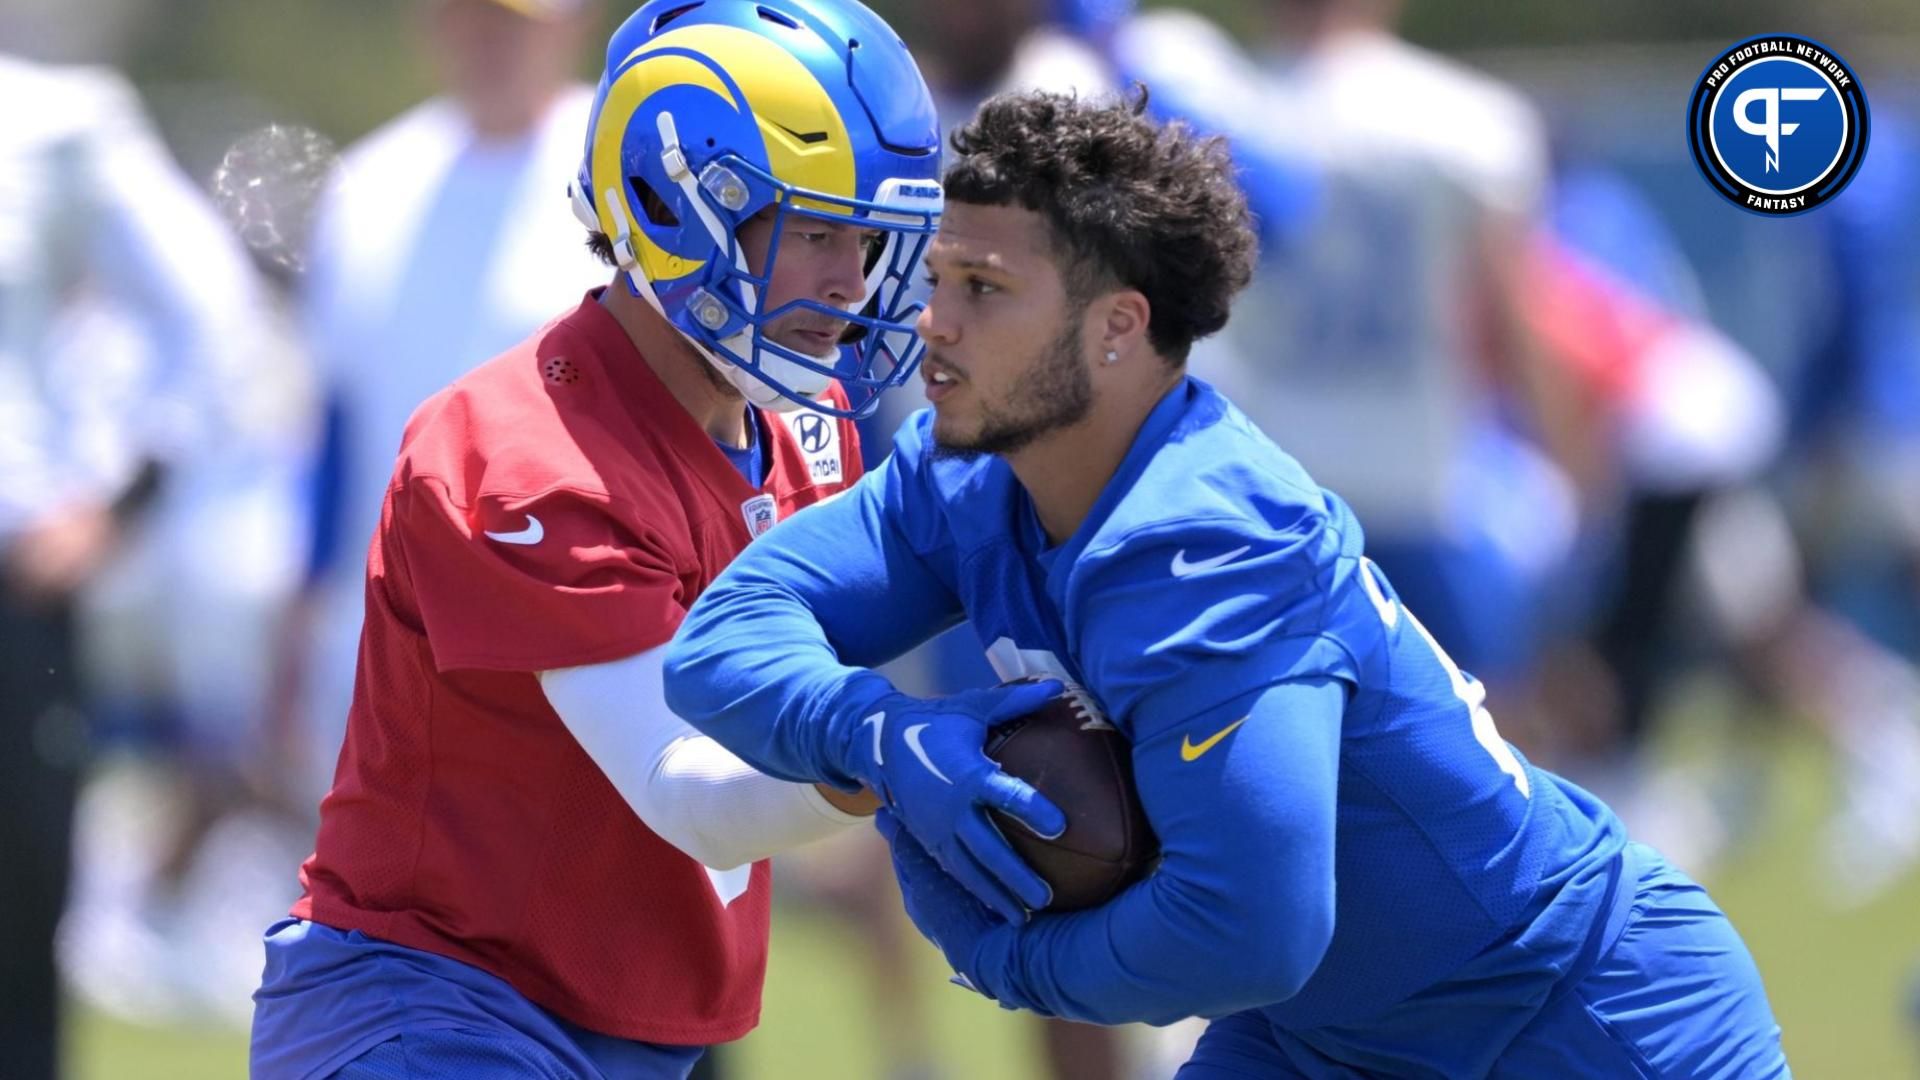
(251, 1, 943, 1077)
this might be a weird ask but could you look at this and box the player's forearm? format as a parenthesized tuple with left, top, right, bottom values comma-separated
(970, 853, 1331, 1025)
(663, 572, 896, 790)
(815, 783, 881, 815)
(646, 735, 869, 869)
(664, 465, 962, 787)
(540, 651, 868, 869)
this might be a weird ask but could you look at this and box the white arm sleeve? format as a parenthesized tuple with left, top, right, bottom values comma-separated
(538, 646, 866, 871)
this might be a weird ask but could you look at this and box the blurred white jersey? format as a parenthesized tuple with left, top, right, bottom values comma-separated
(1212, 33, 1548, 534)
(302, 86, 607, 774)
(0, 56, 264, 538)
(0, 56, 314, 763)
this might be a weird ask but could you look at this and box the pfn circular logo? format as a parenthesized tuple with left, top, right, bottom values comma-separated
(1687, 34, 1869, 216)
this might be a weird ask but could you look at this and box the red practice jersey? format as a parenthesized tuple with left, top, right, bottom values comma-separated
(293, 292, 864, 1044)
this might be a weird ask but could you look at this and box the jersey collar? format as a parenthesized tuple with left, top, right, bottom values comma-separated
(569, 291, 768, 506)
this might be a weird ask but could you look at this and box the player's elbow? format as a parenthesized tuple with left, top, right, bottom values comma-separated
(1244, 892, 1334, 1004)
(660, 627, 721, 730)
(650, 811, 755, 872)
(631, 741, 793, 870)
(1131, 867, 1333, 1019)
(1184, 860, 1334, 1010)
(614, 749, 740, 870)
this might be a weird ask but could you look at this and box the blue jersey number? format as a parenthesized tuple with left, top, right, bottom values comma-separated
(1358, 558, 1531, 799)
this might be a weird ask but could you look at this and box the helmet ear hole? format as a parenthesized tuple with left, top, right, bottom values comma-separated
(635, 179, 681, 228)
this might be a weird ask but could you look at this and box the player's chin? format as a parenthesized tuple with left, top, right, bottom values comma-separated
(775, 327, 842, 360)
(929, 410, 985, 453)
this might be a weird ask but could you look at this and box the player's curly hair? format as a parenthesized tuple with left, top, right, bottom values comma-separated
(944, 86, 1258, 363)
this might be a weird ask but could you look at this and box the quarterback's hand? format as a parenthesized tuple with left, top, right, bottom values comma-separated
(877, 809, 997, 990)
(840, 680, 1067, 922)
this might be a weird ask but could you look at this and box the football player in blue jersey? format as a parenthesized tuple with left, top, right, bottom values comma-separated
(662, 89, 1791, 1077)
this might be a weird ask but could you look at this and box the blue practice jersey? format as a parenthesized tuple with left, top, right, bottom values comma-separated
(667, 378, 1634, 1068)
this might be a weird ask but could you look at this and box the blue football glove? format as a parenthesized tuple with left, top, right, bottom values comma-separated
(836, 679, 1067, 922)
(876, 809, 998, 992)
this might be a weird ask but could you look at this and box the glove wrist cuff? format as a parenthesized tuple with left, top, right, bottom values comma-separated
(821, 669, 903, 783)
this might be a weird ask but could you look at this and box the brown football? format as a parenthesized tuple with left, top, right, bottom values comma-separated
(985, 681, 1159, 911)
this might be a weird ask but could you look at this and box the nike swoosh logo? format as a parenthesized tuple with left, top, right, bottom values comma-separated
(771, 121, 829, 145)
(1170, 544, 1252, 577)
(1180, 716, 1248, 762)
(484, 515, 544, 545)
(861, 711, 886, 767)
(903, 723, 952, 784)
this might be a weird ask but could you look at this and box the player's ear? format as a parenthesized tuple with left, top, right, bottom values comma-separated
(1097, 289, 1152, 362)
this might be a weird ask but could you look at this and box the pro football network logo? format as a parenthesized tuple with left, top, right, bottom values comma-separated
(1687, 34, 1869, 216)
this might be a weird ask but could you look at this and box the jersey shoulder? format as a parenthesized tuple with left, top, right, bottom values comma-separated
(1066, 385, 1376, 725)
(338, 98, 465, 191)
(394, 306, 680, 527)
(310, 99, 467, 269)
(1094, 382, 1338, 551)
(0, 59, 143, 146)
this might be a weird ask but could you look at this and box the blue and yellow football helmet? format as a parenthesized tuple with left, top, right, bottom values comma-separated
(570, 0, 942, 417)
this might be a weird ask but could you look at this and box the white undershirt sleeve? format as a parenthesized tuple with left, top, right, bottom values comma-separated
(538, 645, 866, 871)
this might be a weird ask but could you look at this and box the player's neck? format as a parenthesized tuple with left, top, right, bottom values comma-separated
(1280, 2, 1395, 50)
(601, 284, 752, 447)
(1008, 365, 1183, 547)
(460, 85, 562, 144)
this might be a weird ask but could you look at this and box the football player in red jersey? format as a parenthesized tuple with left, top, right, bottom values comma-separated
(249, 2, 962, 1076)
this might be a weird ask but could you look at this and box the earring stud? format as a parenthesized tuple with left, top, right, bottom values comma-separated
(1104, 349, 1118, 365)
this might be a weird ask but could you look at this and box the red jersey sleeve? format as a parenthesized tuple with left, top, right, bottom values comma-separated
(392, 477, 688, 673)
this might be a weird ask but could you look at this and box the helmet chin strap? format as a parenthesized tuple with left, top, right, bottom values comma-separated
(716, 337, 834, 411)
(614, 266, 829, 413)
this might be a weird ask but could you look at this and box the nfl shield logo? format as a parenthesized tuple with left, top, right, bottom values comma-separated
(741, 494, 778, 539)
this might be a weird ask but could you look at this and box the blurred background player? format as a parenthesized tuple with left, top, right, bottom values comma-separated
(0, 49, 276, 1078)
(54, 125, 323, 1028)
(278, 0, 605, 809)
(1209, 0, 1592, 756)
(1520, 154, 1920, 900)
(62, 0, 608, 1034)
(250, 1, 944, 1076)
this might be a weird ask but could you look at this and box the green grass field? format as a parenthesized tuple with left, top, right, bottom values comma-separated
(70, 727, 1920, 1078)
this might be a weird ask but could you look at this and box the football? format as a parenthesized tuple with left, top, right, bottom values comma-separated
(985, 680, 1159, 911)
